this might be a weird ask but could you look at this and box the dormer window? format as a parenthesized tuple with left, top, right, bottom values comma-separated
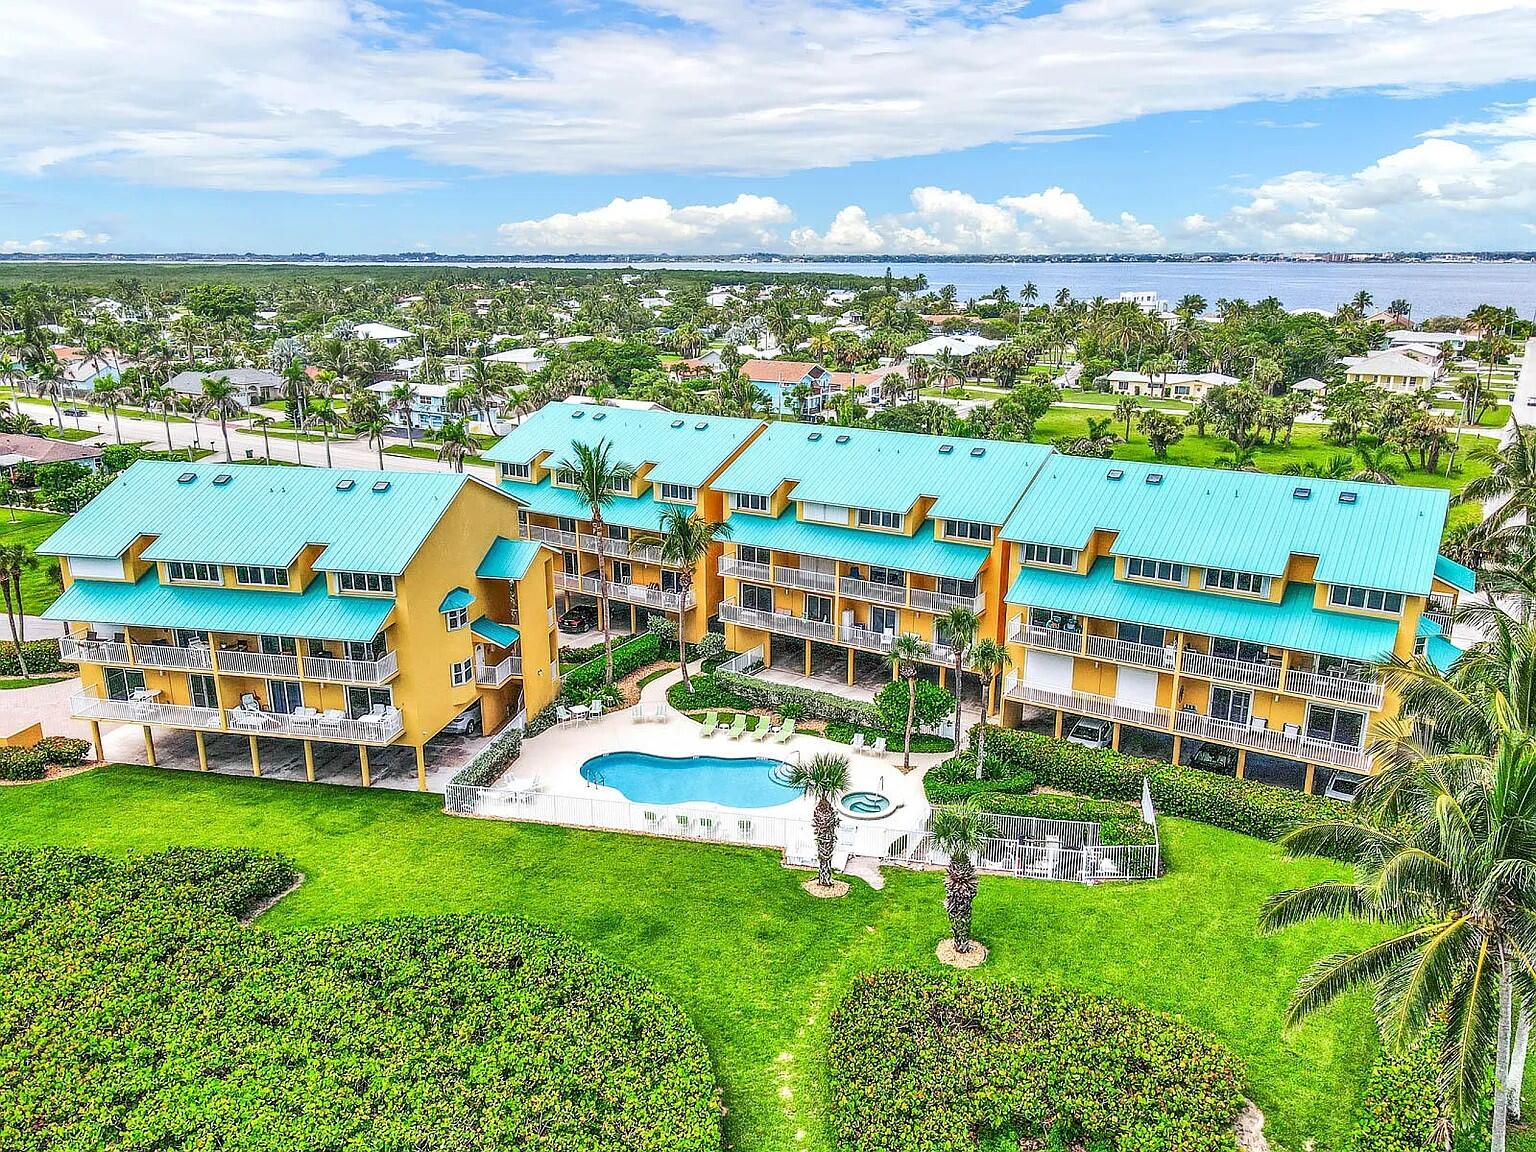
(856, 507, 903, 531)
(1022, 542, 1077, 569)
(166, 561, 222, 584)
(1202, 567, 1271, 597)
(1329, 584, 1404, 614)
(500, 462, 532, 481)
(942, 519, 993, 543)
(1126, 556, 1187, 585)
(731, 492, 770, 513)
(658, 482, 697, 503)
(336, 571, 396, 595)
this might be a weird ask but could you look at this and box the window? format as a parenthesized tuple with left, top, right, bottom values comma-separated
(554, 467, 578, 487)
(345, 633, 387, 663)
(1031, 607, 1082, 632)
(856, 507, 903, 530)
(658, 482, 697, 503)
(942, 519, 994, 543)
(450, 657, 473, 687)
(348, 685, 393, 718)
(267, 680, 304, 714)
(1126, 557, 1187, 585)
(868, 566, 907, 589)
(1116, 621, 1165, 647)
(936, 576, 978, 599)
(1211, 637, 1269, 663)
(801, 501, 849, 525)
(606, 524, 630, 541)
(660, 569, 683, 594)
(103, 667, 145, 701)
(804, 594, 833, 624)
(500, 462, 531, 481)
(1329, 584, 1405, 614)
(611, 560, 632, 584)
(869, 606, 900, 635)
(738, 545, 770, 567)
(259, 635, 297, 656)
(166, 561, 221, 584)
(336, 571, 396, 595)
(1203, 567, 1271, 596)
(234, 565, 289, 588)
(741, 582, 774, 613)
(188, 674, 217, 710)
(556, 516, 577, 534)
(1306, 704, 1367, 749)
(1209, 685, 1252, 726)
(731, 492, 770, 513)
(444, 606, 468, 630)
(1022, 542, 1077, 568)
(605, 476, 631, 495)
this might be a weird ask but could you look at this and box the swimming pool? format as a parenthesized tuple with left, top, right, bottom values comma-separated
(581, 751, 802, 809)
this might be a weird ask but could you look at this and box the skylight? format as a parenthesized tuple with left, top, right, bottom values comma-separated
(176, 472, 196, 483)
(970, 446, 985, 457)
(835, 434, 850, 444)
(694, 421, 709, 430)
(938, 444, 954, 454)
(372, 480, 391, 493)
(336, 479, 355, 491)
(670, 419, 684, 428)
(807, 431, 822, 441)
(1292, 486, 1311, 500)
(1339, 491, 1358, 505)
(1145, 473, 1163, 485)
(212, 473, 232, 485)
(591, 411, 606, 421)
(1106, 468, 1124, 480)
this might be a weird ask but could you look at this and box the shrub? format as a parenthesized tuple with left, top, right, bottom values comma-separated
(32, 736, 91, 765)
(0, 639, 65, 677)
(830, 970, 1244, 1152)
(525, 704, 559, 738)
(0, 848, 723, 1152)
(668, 673, 752, 714)
(560, 632, 662, 697)
(646, 614, 679, 645)
(0, 746, 46, 782)
(690, 631, 725, 662)
(714, 670, 881, 726)
(1346, 1035, 1447, 1152)
(874, 678, 955, 735)
(925, 754, 1152, 844)
(823, 721, 954, 754)
(452, 726, 522, 788)
(970, 725, 1345, 842)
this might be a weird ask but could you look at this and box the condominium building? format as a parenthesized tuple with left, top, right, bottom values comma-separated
(484, 403, 766, 641)
(41, 462, 559, 788)
(713, 422, 1052, 690)
(997, 456, 1471, 793)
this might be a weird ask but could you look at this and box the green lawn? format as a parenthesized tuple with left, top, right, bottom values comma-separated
(1055, 389, 1193, 411)
(0, 764, 1385, 1152)
(0, 509, 67, 613)
(385, 443, 491, 468)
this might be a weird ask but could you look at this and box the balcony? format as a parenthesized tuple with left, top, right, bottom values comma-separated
(216, 648, 301, 678)
(719, 599, 839, 643)
(772, 565, 838, 595)
(134, 641, 214, 671)
(1004, 678, 1171, 729)
(1172, 710, 1372, 772)
(301, 649, 399, 685)
(1011, 623, 1085, 656)
(526, 524, 579, 550)
(59, 634, 132, 665)
(838, 576, 908, 607)
(718, 556, 771, 582)
(1084, 634, 1176, 670)
(1177, 649, 1282, 690)
(225, 706, 404, 744)
(579, 533, 666, 566)
(909, 587, 986, 614)
(70, 689, 222, 729)
(556, 571, 694, 612)
(476, 654, 523, 686)
(1283, 667, 1385, 710)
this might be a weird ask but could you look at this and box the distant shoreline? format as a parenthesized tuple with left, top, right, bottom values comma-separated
(3, 252, 1536, 266)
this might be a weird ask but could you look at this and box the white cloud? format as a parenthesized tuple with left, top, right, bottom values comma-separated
(0, 228, 111, 254)
(4, 0, 1536, 190)
(497, 194, 792, 252)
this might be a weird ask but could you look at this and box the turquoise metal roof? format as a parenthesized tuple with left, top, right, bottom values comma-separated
(1005, 558, 1402, 662)
(1001, 456, 1449, 595)
(713, 422, 1051, 523)
(500, 478, 692, 532)
(439, 587, 476, 612)
(484, 403, 764, 488)
(45, 570, 394, 643)
(471, 617, 520, 647)
(1434, 554, 1476, 593)
(477, 536, 545, 581)
(727, 510, 989, 580)
(38, 461, 505, 576)
(1427, 635, 1461, 674)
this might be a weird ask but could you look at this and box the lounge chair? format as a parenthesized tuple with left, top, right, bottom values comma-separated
(769, 718, 796, 744)
(696, 816, 718, 838)
(317, 708, 345, 734)
(631, 704, 646, 723)
(289, 706, 319, 732)
(725, 714, 748, 739)
(556, 705, 572, 724)
(1282, 722, 1301, 739)
(872, 735, 888, 757)
(674, 814, 691, 834)
(699, 710, 719, 736)
(643, 809, 665, 831)
(1027, 835, 1062, 879)
(850, 732, 866, 751)
(751, 716, 775, 741)
(652, 702, 668, 722)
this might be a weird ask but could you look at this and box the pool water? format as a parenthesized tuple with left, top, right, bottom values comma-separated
(581, 751, 802, 809)
(840, 791, 893, 817)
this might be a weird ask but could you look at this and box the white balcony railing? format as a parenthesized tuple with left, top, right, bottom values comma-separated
(476, 655, 523, 686)
(556, 571, 694, 612)
(578, 533, 666, 566)
(301, 649, 399, 685)
(134, 642, 214, 670)
(1004, 679, 1171, 730)
(718, 600, 839, 643)
(772, 566, 838, 594)
(909, 587, 986, 614)
(839, 576, 909, 607)
(216, 649, 301, 678)
(1172, 710, 1372, 772)
(58, 635, 132, 665)
(225, 707, 404, 744)
(1013, 624, 1086, 655)
(1283, 667, 1385, 710)
(527, 525, 579, 550)
(1178, 649, 1282, 690)
(70, 691, 222, 729)
(1084, 634, 1176, 670)
(718, 557, 771, 582)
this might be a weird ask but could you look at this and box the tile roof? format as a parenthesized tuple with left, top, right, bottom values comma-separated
(44, 568, 395, 643)
(484, 402, 764, 489)
(38, 461, 503, 575)
(1001, 455, 1448, 595)
(740, 360, 826, 384)
(713, 422, 1052, 524)
(1005, 559, 1402, 662)
(0, 433, 102, 464)
(727, 510, 990, 580)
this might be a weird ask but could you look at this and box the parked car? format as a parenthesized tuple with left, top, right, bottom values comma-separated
(62, 406, 88, 416)
(558, 603, 599, 633)
(1189, 744, 1239, 775)
(441, 702, 482, 737)
(1064, 717, 1113, 749)
(1323, 772, 1361, 802)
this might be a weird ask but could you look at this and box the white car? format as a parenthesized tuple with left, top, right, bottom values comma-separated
(1065, 717, 1113, 749)
(1323, 773, 1360, 803)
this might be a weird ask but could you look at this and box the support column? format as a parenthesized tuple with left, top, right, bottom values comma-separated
(248, 735, 261, 777)
(847, 647, 855, 686)
(415, 744, 428, 792)
(359, 744, 371, 787)
(142, 726, 157, 767)
(765, 634, 772, 667)
(1235, 749, 1247, 779)
(1054, 710, 1064, 739)
(1171, 734, 1182, 764)
(303, 740, 315, 782)
(89, 720, 103, 762)
(804, 639, 811, 677)
(1111, 723, 1121, 751)
(1303, 763, 1317, 794)
(195, 730, 208, 772)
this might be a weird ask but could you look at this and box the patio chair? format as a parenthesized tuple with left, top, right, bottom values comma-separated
(643, 809, 665, 831)
(631, 704, 645, 723)
(239, 692, 262, 711)
(697, 816, 718, 839)
(674, 814, 691, 834)
(1027, 836, 1062, 879)
(317, 709, 345, 734)
(699, 710, 719, 736)
(735, 818, 754, 841)
(769, 718, 796, 744)
(872, 735, 888, 757)
(850, 732, 866, 751)
(1282, 722, 1302, 739)
(724, 714, 748, 739)
(588, 700, 604, 720)
(289, 706, 319, 732)
(750, 716, 775, 742)
(556, 705, 572, 724)
(652, 702, 668, 723)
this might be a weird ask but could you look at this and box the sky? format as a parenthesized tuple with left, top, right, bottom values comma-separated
(4, 0, 1536, 256)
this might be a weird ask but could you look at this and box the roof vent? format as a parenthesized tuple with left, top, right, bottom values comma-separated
(591, 411, 606, 421)
(970, 446, 986, 458)
(938, 443, 954, 454)
(176, 472, 196, 484)
(1106, 468, 1124, 481)
(808, 431, 822, 441)
(372, 480, 391, 493)
(1339, 491, 1358, 505)
(835, 434, 851, 444)
(694, 421, 709, 430)
(336, 478, 355, 492)
(670, 419, 685, 428)
(1292, 486, 1311, 500)
(1145, 472, 1163, 485)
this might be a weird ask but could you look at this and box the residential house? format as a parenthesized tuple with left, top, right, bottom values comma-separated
(0, 433, 104, 472)
(1100, 370, 1239, 400)
(351, 322, 416, 348)
(168, 368, 285, 406)
(741, 360, 842, 417)
(904, 334, 1000, 359)
(1341, 350, 1441, 392)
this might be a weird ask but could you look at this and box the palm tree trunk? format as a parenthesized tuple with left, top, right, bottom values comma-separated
(1495, 960, 1514, 1152)
(952, 652, 964, 745)
(50, 399, 62, 431)
(112, 410, 122, 444)
(163, 414, 173, 452)
(976, 718, 987, 780)
(323, 423, 332, 467)
(903, 673, 916, 772)
(1511, 1007, 1532, 1122)
(676, 578, 691, 692)
(812, 798, 836, 887)
(14, 573, 26, 642)
(405, 413, 415, 450)
(2, 585, 28, 679)
(220, 417, 232, 462)
(944, 860, 977, 952)
(262, 428, 271, 462)
(593, 515, 613, 686)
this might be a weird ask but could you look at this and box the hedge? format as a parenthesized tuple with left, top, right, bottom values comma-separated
(714, 669, 882, 726)
(0, 736, 93, 782)
(829, 970, 1244, 1152)
(926, 753, 1153, 845)
(823, 721, 953, 755)
(452, 725, 523, 788)
(0, 638, 65, 677)
(1346, 1035, 1447, 1152)
(0, 848, 723, 1152)
(561, 632, 662, 697)
(969, 725, 1346, 842)
(667, 674, 753, 713)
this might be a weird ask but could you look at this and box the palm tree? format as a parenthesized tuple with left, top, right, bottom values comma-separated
(651, 506, 730, 691)
(786, 753, 851, 891)
(1352, 441, 1401, 485)
(887, 632, 930, 773)
(141, 384, 178, 452)
(0, 544, 35, 677)
(33, 362, 67, 431)
(250, 415, 276, 462)
(1462, 423, 1536, 548)
(967, 638, 1010, 778)
(555, 438, 636, 686)
(360, 418, 389, 468)
(388, 382, 420, 449)
(1113, 396, 1140, 441)
(930, 801, 997, 955)
(198, 377, 247, 462)
(93, 380, 131, 444)
(937, 606, 979, 746)
(1350, 289, 1374, 315)
(435, 419, 476, 472)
